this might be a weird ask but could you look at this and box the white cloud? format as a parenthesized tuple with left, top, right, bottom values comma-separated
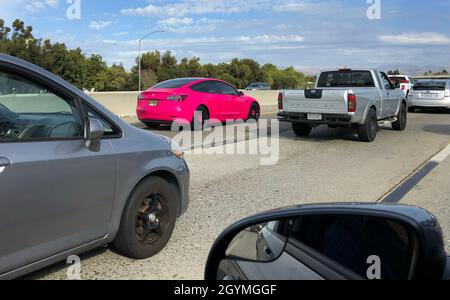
(273, 2, 314, 13)
(237, 34, 304, 43)
(24, 0, 59, 12)
(157, 17, 223, 34)
(121, 0, 272, 17)
(379, 33, 450, 45)
(158, 17, 194, 27)
(89, 21, 113, 30)
(25, 1, 46, 12)
(44, 0, 59, 8)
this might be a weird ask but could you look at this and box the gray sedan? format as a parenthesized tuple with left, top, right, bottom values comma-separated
(0, 54, 190, 279)
(408, 79, 450, 112)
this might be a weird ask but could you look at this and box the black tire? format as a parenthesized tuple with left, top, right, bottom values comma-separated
(144, 122, 160, 129)
(247, 103, 260, 121)
(191, 106, 209, 131)
(358, 108, 378, 142)
(408, 107, 415, 113)
(292, 123, 312, 137)
(392, 103, 407, 131)
(114, 176, 179, 259)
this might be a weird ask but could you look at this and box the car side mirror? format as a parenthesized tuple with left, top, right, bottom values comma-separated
(238, 91, 245, 97)
(84, 117, 104, 152)
(205, 204, 447, 280)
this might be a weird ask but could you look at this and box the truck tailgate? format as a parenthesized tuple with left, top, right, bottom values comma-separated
(282, 89, 349, 114)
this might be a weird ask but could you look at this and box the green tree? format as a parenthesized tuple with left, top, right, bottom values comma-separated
(0, 19, 310, 91)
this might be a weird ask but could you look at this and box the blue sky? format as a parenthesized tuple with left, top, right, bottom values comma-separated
(1, 0, 449, 73)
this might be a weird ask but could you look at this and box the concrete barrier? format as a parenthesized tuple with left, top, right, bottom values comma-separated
(86, 90, 280, 117)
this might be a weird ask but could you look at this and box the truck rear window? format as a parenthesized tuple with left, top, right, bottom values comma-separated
(317, 71, 375, 88)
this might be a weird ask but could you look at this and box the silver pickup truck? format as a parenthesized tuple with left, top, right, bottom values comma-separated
(277, 69, 407, 142)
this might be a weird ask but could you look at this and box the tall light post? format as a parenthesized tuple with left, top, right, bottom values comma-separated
(138, 30, 164, 92)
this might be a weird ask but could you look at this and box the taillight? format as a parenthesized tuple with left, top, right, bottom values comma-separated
(167, 95, 188, 101)
(138, 94, 145, 103)
(401, 85, 405, 90)
(400, 80, 410, 84)
(348, 93, 356, 113)
(278, 93, 283, 110)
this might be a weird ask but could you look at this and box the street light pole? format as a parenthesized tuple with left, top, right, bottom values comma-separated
(138, 30, 164, 92)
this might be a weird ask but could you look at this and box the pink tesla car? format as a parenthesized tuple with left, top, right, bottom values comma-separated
(137, 78, 261, 128)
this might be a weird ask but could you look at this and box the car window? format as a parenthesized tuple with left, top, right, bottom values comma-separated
(288, 215, 413, 280)
(0, 70, 82, 142)
(151, 78, 199, 89)
(380, 73, 394, 90)
(83, 104, 120, 137)
(413, 80, 447, 91)
(215, 81, 238, 95)
(190, 81, 218, 93)
(317, 71, 375, 88)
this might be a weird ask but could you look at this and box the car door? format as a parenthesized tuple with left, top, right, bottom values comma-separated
(190, 81, 226, 120)
(0, 68, 116, 275)
(379, 72, 399, 117)
(214, 81, 246, 119)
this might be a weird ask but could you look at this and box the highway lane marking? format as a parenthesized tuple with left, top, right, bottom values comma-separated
(431, 144, 450, 162)
(381, 143, 450, 203)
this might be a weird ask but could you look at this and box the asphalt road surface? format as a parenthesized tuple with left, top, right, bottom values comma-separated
(28, 109, 450, 279)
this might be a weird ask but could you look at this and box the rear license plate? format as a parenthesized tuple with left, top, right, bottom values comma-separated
(148, 100, 158, 106)
(420, 93, 439, 99)
(307, 113, 322, 120)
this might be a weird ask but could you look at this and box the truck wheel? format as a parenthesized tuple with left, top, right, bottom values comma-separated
(114, 176, 179, 259)
(392, 103, 407, 131)
(292, 123, 312, 137)
(358, 108, 377, 142)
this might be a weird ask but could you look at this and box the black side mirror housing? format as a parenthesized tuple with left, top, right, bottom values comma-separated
(205, 203, 447, 280)
(238, 91, 245, 96)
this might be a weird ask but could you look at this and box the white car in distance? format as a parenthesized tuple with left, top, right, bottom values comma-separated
(388, 75, 414, 99)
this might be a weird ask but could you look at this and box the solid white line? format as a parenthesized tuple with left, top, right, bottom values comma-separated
(431, 144, 450, 163)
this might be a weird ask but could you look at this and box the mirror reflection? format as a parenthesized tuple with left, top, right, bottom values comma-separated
(226, 220, 289, 262)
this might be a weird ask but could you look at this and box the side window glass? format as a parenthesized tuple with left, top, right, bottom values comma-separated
(0, 70, 82, 141)
(190, 81, 216, 94)
(217, 82, 238, 95)
(289, 215, 414, 280)
(381, 73, 394, 90)
(83, 104, 119, 137)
